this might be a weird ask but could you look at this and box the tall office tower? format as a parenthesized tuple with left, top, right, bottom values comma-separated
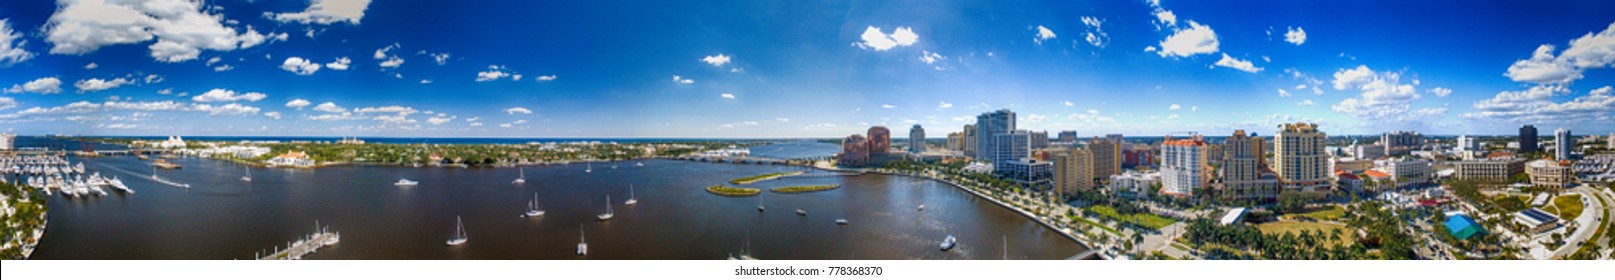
(867, 126, 891, 155)
(1089, 136, 1121, 183)
(1250, 133, 1267, 168)
(1274, 123, 1330, 192)
(963, 124, 977, 158)
(991, 130, 1032, 171)
(1380, 130, 1423, 156)
(1221, 130, 1279, 200)
(1520, 125, 1539, 154)
(1030, 131, 1050, 149)
(838, 134, 870, 166)
(908, 124, 926, 154)
(1608, 133, 1614, 149)
(975, 109, 1015, 165)
(946, 132, 964, 151)
(1456, 134, 1478, 152)
(1056, 130, 1078, 143)
(1160, 134, 1208, 196)
(1054, 147, 1094, 197)
(1555, 128, 1572, 161)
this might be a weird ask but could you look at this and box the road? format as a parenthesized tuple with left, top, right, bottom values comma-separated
(1548, 186, 1607, 259)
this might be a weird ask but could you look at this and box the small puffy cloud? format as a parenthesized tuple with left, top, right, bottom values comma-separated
(920, 50, 945, 65)
(535, 75, 557, 82)
(1330, 65, 1439, 122)
(672, 75, 694, 84)
(264, 111, 282, 120)
(1168, 104, 1182, 110)
(504, 107, 533, 115)
(74, 77, 132, 92)
(325, 57, 351, 70)
(83, 62, 98, 69)
(1062, 100, 1074, 106)
(720, 93, 736, 99)
(313, 102, 346, 113)
(937, 101, 953, 109)
(1297, 99, 1315, 106)
(280, 57, 322, 75)
(1155, 21, 1219, 57)
(702, 54, 731, 67)
(430, 52, 451, 65)
(1080, 17, 1109, 47)
(373, 43, 397, 59)
(476, 65, 517, 82)
(775, 117, 790, 123)
(268, 0, 374, 25)
(1, 19, 34, 65)
(193, 89, 267, 102)
(1153, 10, 1177, 27)
(0, 97, 17, 110)
(285, 98, 311, 109)
(427, 116, 454, 125)
(379, 56, 404, 68)
(1033, 25, 1056, 44)
(881, 104, 896, 109)
(1213, 53, 1263, 73)
(4, 77, 63, 94)
(855, 26, 918, 51)
(1284, 26, 1307, 45)
(1430, 87, 1453, 98)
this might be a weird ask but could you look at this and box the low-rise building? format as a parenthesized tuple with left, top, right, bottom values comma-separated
(1372, 157, 1432, 191)
(1453, 157, 1526, 182)
(266, 150, 315, 167)
(1525, 159, 1575, 189)
(1514, 208, 1559, 234)
(1000, 158, 1053, 190)
(1109, 171, 1159, 199)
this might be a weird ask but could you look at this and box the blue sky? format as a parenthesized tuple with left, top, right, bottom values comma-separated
(1, 0, 1613, 138)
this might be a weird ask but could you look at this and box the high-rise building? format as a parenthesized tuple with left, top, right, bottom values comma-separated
(1001, 158, 1054, 190)
(868, 126, 891, 155)
(1455, 134, 1479, 153)
(1089, 136, 1121, 184)
(946, 132, 965, 151)
(1555, 128, 1572, 161)
(1054, 147, 1094, 197)
(1107, 134, 1125, 149)
(1030, 131, 1050, 149)
(1381, 131, 1423, 156)
(838, 134, 870, 166)
(1520, 125, 1539, 154)
(1056, 130, 1078, 144)
(1250, 133, 1267, 168)
(1160, 134, 1209, 197)
(908, 124, 926, 154)
(1274, 123, 1330, 192)
(991, 130, 1031, 172)
(1221, 130, 1280, 201)
(963, 124, 977, 158)
(0, 133, 14, 150)
(975, 109, 1015, 165)
(1608, 133, 1615, 149)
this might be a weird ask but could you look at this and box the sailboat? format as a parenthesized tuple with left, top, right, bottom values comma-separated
(756, 195, 765, 212)
(445, 216, 468, 246)
(512, 168, 526, 184)
(624, 184, 638, 206)
(585, 162, 592, 173)
(635, 161, 644, 167)
(523, 193, 545, 218)
(597, 195, 614, 221)
(240, 166, 252, 182)
(576, 226, 588, 255)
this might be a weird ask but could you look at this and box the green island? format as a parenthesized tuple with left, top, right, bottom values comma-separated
(1, 181, 48, 260)
(80, 136, 758, 168)
(727, 171, 805, 185)
(769, 185, 841, 194)
(705, 185, 761, 196)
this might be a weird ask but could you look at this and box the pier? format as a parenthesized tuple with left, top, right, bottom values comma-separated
(255, 222, 340, 260)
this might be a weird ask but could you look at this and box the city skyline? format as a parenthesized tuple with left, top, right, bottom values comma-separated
(3, 0, 1615, 138)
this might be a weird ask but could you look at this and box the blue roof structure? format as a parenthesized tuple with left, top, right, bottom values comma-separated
(1444, 214, 1486, 241)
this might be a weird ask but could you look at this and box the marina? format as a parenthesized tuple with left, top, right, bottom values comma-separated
(255, 222, 339, 260)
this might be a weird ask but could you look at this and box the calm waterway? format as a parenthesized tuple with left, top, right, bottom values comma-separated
(28, 150, 1085, 260)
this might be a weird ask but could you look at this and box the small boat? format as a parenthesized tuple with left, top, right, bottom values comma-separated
(941, 235, 957, 251)
(757, 195, 764, 212)
(512, 168, 526, 184)
(635, 162, 644, 167)
(524, 193, 545, 218)
(918, 204, 925, 211)
(240, 166, 252, 182)
(796, 209, 807, 215)
(445, 216, 468, 246)
(597, 195, 614, 221)
(835, 219, 849, 225)
(624, 184, 638, 206)
(585, 162, 592, 173)
(576, 226, 588, 256)
(394, 178, 418, 187)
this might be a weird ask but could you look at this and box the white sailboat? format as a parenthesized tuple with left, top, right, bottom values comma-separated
(512, 168, 526, 184)
(576, 226, 588, 256)
(585, 162, 592, 173)
(635, 162, 644, 167)
(523, 193, 545, 218)
(756, 195, 765, 212)
(240, 166, 252, 182)
(445, 216, 468, 246)
(624, 184, 637, 206)
(596, 195, 614, 221)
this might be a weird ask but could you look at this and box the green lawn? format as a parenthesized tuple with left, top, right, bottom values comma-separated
(1492, 195, 1529, 213)
(1552, 194, 1584, 220)
(1088, 205, 1176, 230)
(1069, 214, 1120, 235)
(1285, 206, 1346, 221)
(1256, 221, 1354, 247)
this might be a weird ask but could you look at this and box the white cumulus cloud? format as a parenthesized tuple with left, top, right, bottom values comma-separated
(702, 54, 731, 67)
(1155, 21, 1219, 57)
(1213, 53, 1263, 73)
(0, 19, 34, 65)
(285, 99, 311, 109)
(5, 77, 63, 94)
(44, 0, 273, 62)
(74, 77, 131, 92)
(504, 107, 533, 115)
(268, 0, 373, 25)
(1034, 25, 1056, 44)
(193, 89, 266, 103)
(325, 57, 351, 70)
(855, 26, 918, 51)
(1284, 26, 1307, 45)
(280, 57, 322, 75)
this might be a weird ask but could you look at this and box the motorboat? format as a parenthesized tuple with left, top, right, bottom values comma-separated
(394, 178, 418, 187)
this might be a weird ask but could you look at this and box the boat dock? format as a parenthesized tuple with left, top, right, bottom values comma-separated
(255, 222, 340, 260)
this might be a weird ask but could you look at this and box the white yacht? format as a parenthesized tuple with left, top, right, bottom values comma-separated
(941, 235, 957, 251)
(394, 178, 418, 187)
(624, 184, 637, 206)
(835, 219, 849, 225)
(596, 195, 614, 221)
(108, 176, 132, 194)
(576, 226, 588, 256)
(445, 216, 468, 246)
(796, 209, 807, 216)
(635, 162, 644, 167)
(241, 166, 252, 182)
(918, 204, 925, 211)
(512, 168, 526, 184)
(523, 193, 545, 218)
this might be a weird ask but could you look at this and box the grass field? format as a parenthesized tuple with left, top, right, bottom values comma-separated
(1088, 205, 1175, 230)
(1285, 206, 1346, 221)
(1552, 194, 1584, 220)
(1256, 221, 1354, 247)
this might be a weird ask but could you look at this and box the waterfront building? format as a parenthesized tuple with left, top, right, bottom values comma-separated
(1555, 128, 1572, 161)
(155, 135, 187, 149)
(1274, 122, 1331, 192)
(1001, 158, 1054, 190)
(974, 110, 1014, 164)
(839, 134, 870, 166)
(1520, 125, 1539, 154)
(868, 126, 891, 155)
(266, 150, 316, 167)
(1221, 130, 1280, 201)
(946, 132, 965, 151)
(1030, 131, 1050, 149)
(0, 133, 13, 150)
(1056, 130, 1078, 144)
(963, 124, 977, 158)
(1445, 214, 1488, 241)
(1525, 159, 1575, 189)
(1109, 171, 1159, 199)
(1053, 147, 1094, 197)
(1090, 136, 1121, 184)
(1381, 131, 1423, 156)
(991, 130, 1032, 173)
(1370, 157, 1431, 191)
(1453, 158, 1526, 182)
(908, 124, 926, 154)
(1159, 133, 1209, 197)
